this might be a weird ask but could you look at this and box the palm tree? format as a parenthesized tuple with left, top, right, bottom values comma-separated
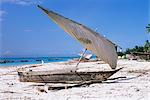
(146, 24, 150, 33)
(144, 40, 150, 52)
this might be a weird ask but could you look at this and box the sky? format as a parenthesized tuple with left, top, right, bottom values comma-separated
(0, 0, 149, 57)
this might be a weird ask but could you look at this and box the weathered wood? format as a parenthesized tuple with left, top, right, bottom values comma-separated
(48, 80, 102, 90)
(18, 68, 123, 83)
(107, 76, 126, 80)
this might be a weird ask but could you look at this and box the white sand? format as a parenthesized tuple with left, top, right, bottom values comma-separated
(0, 59, 150, 100)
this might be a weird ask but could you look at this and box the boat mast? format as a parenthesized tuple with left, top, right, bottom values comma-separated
(75, 48, 87, 71)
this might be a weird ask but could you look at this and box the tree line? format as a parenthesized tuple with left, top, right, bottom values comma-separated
(117, 24, 150, 56)
(117, 40, 150, 56)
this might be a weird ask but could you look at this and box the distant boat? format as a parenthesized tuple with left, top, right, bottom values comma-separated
(36, 59, 41, 61)
(17, 5, 122, 83)
(20, 60, 28, 62)
(78, 53, 92, 60)
(0, 60, 14, 64)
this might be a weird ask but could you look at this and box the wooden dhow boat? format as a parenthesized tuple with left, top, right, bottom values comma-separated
(18, 5, 122, 83)
(18, 68, 122, 83)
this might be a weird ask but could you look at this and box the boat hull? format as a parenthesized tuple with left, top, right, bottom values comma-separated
(18, 68, 122, 83)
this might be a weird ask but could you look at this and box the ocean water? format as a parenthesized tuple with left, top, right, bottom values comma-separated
(0, 57, 78, 67)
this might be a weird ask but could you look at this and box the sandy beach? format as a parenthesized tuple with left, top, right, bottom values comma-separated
(0, 59, 150, 100)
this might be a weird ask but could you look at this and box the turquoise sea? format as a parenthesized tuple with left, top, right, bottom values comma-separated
(0, 57, 78, 67)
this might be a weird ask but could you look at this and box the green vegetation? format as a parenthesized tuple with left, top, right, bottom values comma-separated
(117, 24, 150, 60)
(117, 40, 150, 56)
(146, 24, 150, 33)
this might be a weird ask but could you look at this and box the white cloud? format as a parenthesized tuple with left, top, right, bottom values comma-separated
(24, 29, 32, 32)
(3, 50, 14, 56)
(0, 10, 6, 22)
(1, 0, 44, 6)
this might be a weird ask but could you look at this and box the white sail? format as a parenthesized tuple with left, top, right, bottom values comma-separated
(41, 60, 44, 64)
(38, 5, 117, 69)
